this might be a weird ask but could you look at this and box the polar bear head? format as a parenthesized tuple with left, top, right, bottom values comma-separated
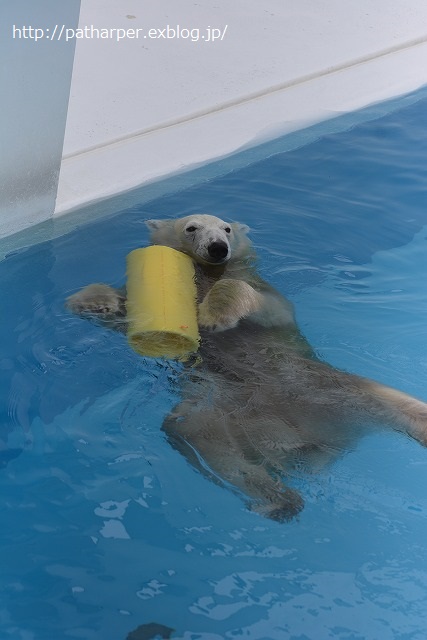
(145, 214, 252, 265)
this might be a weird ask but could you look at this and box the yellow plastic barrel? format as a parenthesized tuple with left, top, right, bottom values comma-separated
(126, 246, 200, 359)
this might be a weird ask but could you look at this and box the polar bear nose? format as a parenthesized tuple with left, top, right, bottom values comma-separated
(208, 241, 229, 261)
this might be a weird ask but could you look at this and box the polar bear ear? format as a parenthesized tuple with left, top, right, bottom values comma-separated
(145, 218, 178, 245)
(231, 222, 250, 235)
(145, 219, 166, 230)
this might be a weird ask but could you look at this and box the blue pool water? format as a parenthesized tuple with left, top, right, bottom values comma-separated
(1, 92, 427, 640)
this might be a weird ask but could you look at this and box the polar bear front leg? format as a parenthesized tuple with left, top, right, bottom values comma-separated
(198, 279, 264, 331)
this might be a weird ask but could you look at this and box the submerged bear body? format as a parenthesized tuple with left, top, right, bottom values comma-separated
(66, 214, 427, 521)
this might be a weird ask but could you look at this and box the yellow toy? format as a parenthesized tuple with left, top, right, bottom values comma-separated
(126, 246, 200, 359)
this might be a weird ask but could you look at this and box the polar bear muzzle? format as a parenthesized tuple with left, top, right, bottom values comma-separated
(207, 241, 229, 262)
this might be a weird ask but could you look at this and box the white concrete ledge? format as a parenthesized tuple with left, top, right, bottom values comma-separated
(56, 40, 427, 215)
(55, 0, 427, 217)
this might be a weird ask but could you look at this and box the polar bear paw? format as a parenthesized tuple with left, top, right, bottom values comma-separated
(250, 487, 305, 523)
(198, 279, 263, 332)
(66, 283, 125, 317)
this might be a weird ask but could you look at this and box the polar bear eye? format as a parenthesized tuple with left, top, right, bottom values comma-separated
(186, 225, 197, 233)
(224, 227, 231, 233)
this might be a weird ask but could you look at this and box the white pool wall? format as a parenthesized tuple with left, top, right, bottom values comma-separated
(2, 0, 427, 254)
(0, 0, 80, 239)
(56, 0, 427, 216)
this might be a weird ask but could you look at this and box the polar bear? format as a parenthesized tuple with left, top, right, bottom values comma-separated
(66, 214, 427, 521)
